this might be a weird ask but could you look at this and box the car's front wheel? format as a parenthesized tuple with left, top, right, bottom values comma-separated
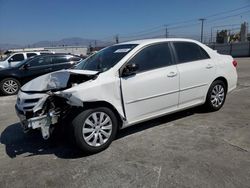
(205, 80, 227, 111)
(0, 78, 20, 95)
(73, 107, 118, 153)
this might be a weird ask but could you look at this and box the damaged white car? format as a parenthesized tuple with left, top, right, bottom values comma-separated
(16, 38, 237, 153)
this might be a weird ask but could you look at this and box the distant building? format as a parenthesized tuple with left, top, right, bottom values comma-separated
(240, 22, 248, 42)
(7, 46, 88, 56)
(216, 22, 249, 43)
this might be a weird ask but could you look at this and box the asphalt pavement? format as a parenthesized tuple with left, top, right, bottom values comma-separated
(0, 58, 250, 188)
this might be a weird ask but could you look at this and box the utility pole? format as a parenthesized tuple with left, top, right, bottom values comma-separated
(165, 25, 168, 38)
(199, 18, 206, 43)
(115, 35, 119, 44)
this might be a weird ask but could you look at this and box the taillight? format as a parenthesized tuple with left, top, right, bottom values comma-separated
(232, 60, 237, 67)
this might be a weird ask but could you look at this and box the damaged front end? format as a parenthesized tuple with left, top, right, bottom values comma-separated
(20, 94, 70, 139)
(15, 69, 98, 139)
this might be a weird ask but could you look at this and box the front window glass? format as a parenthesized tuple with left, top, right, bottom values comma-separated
(75, 44, 137, 72)
(127, 43, 173, 72)
(29, 56, 51, 67)
(11, 54, 24, 61)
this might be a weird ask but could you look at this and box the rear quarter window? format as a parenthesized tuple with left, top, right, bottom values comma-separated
(26, 53, 37, 58)
(173, 42, 210, 63)
(52, 56, 70, 64)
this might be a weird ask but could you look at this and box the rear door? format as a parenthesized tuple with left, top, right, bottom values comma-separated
(51, 55, 73, 71)
(20, 56, 53, 83)
(121, 42, 179, 124)
(172, 41, 216, 108)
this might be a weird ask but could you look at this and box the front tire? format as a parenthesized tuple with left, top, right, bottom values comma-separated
(204, 80, 227, 111)
(72, 107, 118, 153)
(0, 78, 20, 95)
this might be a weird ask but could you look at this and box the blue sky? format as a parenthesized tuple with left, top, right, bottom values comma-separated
(0, 0, 249, 45)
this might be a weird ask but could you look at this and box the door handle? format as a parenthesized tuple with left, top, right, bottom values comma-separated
(206, 64, 213, 69)
(167, 72, 177, 77)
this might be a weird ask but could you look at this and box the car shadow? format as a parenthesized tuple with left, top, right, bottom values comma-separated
(0, 123, 86, 159)
(0, 106, 205, 159)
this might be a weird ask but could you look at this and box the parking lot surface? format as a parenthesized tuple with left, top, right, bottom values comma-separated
(0, 58, 250, 188)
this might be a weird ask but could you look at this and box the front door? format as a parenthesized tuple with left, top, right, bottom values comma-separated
(21, 56, 53, 83)
(121, 43, 179, 124)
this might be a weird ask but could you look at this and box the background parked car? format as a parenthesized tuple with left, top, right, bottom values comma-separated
(0, 54, 82, 95)
(0, 51, 53, 69)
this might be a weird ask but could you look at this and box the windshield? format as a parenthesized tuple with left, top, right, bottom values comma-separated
(1, 53, 12, 61)
(75, 44, 138, 72)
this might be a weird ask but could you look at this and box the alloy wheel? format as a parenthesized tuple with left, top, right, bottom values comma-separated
(82, 112, 112, 147)
(2, 79, 19, 95)
(210, 84, 225, 108)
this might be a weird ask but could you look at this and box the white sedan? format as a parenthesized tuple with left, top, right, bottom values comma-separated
(16, 38, 238, 153)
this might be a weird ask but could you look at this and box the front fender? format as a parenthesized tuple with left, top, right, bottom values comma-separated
(58, 75, 125, 119)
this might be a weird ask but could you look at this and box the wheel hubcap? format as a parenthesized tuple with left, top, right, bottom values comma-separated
(82, 112, 112, 147)
(210, 84, 225, 108)
(3, 80, 18, 94)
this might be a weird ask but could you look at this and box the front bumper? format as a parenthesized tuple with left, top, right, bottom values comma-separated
(15, 105, 58, 139)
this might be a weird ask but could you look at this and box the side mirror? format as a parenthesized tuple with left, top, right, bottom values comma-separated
(122, 63, 139, 77)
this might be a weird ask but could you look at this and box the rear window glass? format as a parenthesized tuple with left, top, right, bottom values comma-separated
(27, 53, 37, 58)
(173, 42, 210, 63)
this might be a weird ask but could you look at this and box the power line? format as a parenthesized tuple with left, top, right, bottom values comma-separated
(119, 25, 164, 37)
(164, 4, 250, 27)
(168, 22, 200, 30)
(207, 9, 250, 23)
(211, 23, 240, 28)
(205, 4, 250, 18)
(121, 9, 249, 40)
(96, 4, 250, 44)
(120, 28, 164, 39)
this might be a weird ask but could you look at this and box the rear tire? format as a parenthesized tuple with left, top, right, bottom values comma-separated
(72, 107, 118, 154)
(204, 80, 227, 111)
(0, 78, 20, 95)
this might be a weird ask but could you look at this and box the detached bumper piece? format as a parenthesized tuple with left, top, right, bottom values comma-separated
(16, 93, 73, 139)
(26, 113, 58, 139)
(16, 104, 59, 139)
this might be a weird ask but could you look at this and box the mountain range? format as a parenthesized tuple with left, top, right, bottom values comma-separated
(0, 37, 110, 50)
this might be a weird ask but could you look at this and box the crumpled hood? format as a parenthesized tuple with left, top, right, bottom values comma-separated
(21, 69, 98, 93)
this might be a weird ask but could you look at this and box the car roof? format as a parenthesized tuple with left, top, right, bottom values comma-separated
(118, 38, 201, 46)
(10, 51, 44, 54)
(35, 53, 79, 57)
